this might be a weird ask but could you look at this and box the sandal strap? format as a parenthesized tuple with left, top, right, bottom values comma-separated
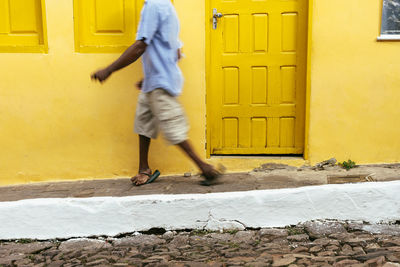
(139, 172, 152, 177)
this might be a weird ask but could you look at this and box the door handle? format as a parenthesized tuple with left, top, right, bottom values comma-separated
(213, 8, 223, 30)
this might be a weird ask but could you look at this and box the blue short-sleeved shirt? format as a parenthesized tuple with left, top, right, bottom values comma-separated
(136, 0, 183, 96)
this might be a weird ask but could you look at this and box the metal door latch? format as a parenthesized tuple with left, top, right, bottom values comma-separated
(213, 8, 223, 30)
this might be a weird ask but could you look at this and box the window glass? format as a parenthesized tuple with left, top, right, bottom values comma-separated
(381, 0, 400, 35)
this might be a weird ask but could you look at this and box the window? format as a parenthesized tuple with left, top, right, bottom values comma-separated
(0, 0, 48, 53)
(378, 0, 400, 40)
(73, 0, 145, 53)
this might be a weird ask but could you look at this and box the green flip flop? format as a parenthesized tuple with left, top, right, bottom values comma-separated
(145, 170, 161, 184)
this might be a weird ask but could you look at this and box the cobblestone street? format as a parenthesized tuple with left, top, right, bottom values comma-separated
(1, 221, 400, 267)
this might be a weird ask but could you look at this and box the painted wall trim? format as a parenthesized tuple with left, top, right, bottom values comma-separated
(205, 0, 212, 158)
(304, 0, 313, 160)
(377, 35, 400, 41)
(1, 181, 400, 240)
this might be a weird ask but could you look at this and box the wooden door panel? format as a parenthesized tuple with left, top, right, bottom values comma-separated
(208, 0, 307, 154)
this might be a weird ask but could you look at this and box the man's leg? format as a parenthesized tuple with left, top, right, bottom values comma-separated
(177, 140, 219, 179)
(132, 134, 153, 185)
(139, 134, 151, 172)
(150, 89, 221, 182)
(132, 91, 159, 185)
(132, 135, 153, 185)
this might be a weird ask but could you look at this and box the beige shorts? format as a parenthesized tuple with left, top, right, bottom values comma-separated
(134, 89, 189, 145)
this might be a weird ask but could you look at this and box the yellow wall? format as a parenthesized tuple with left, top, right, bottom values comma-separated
(308, 0, 400, 165)
(0, 0, 208, 185)
(1, 0, 400, 186)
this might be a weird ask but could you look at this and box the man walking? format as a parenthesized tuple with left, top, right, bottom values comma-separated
(91, 0, 220, 186)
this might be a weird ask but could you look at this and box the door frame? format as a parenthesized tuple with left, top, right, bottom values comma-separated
(205, 0, 314, 159)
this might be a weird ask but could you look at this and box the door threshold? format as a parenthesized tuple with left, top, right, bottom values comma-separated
(207, 155, 307, 171)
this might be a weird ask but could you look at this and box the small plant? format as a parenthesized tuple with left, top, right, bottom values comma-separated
(339, 159, 357, 170)
(286, 226, 304, 236)
(228, 242, 240, 248)
(27, 255, 35, 261)
(191, 229, 213, 236)
(224, 229, 239, 235)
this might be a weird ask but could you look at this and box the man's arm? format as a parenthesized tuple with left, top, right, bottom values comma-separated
(177, 48, 182, 61)
(91, 40, 147, 83)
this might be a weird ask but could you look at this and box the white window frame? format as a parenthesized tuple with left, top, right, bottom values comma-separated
(378, 0, 400, 41)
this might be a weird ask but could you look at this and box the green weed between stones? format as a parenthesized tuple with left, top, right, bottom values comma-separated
(191, 228, 239, 236)
(224, 229, 239, 235)
(229, 242, 240, 248)
(339, 159, 357, 170)
(286, 226, 304, 236)
(27, 255, 35, 261)
(220, 241, 240, 248)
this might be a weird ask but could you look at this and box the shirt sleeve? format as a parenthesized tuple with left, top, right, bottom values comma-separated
(136, 1, 160, 45)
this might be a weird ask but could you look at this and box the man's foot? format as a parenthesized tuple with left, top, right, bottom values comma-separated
(131, 169, 152, 186)
(199, 163, 224, 186)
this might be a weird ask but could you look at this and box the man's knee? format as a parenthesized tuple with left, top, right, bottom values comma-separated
(162, 119, 188, 145)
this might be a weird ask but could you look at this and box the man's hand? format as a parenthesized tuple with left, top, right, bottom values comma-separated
(177, 48, 183, 61)
(136, 79, 143, 90)
(91, 68, 112, 83)
(91, 41, 146, 84)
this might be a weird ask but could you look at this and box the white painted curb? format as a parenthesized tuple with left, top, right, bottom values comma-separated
(1, 181, 400, 240)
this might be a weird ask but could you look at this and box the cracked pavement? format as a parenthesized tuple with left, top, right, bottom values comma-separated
(1, 221, 400, 266)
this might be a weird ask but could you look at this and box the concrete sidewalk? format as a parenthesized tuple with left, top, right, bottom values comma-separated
(1, 163, 400, 202)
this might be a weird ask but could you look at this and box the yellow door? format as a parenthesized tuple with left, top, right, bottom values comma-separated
(208, 0, 307, 155)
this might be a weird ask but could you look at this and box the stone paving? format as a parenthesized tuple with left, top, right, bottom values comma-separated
(1, 221, 400, 267)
